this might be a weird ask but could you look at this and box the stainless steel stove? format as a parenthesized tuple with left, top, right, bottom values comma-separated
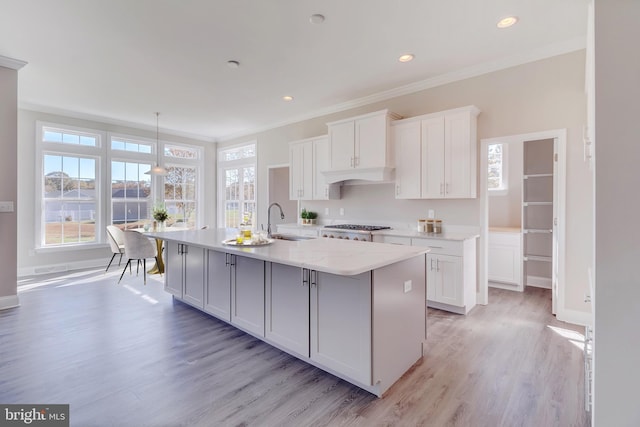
(321, 224, 391, 241)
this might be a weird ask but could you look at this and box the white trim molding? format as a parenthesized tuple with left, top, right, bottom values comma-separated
(0, 294, 20, 310)
(18, 258, 107, 278)
(0, 54, 27, 70)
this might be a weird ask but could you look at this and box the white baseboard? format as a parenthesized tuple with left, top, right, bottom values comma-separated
(489, 281, 523, 292)
(526, 275, 552, 289)
(18, 258, 108, 277)
(0, 294, 20, 310)
(557, 308, 593, 327)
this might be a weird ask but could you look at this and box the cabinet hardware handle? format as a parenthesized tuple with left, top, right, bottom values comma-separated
(355, 156, 359, 167)
(302, 269, 310, 286)
(182, 245, 188, 255)
(445, 183, 449, 194)
(225, 253, 230, 266)
(350, 157, 354, 167)
(440, 183, 444, 195)
(436, 259, 440, 272)
(230, 254, 235, 266)
(396, 185, 400, 195)
(430, 259, 434, 271)
(311, 270, 317, 287)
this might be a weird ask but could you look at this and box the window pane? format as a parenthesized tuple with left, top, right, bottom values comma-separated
(488, 143, 504, 190)
(111, 161, 151, 228)
(111, 138, 153, 154)
(112, 140, 125, 151)
(164, 165, 197, 228)
(43, 131, 62, 143)
(165, 144, 199, 159)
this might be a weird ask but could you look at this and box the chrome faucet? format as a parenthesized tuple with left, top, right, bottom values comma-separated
(267, 203, 285, 237)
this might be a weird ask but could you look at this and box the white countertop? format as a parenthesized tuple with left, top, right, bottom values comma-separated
(372, 228, 479, 241)
(147, 228, 428, 276)
(489, 226, 521, 233)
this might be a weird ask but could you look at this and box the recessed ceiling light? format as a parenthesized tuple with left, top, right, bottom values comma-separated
(497, 16, 518, 29)
(309, 14, 325, 24)
(398, 54, 414, 63)
(282, 95, 294, 101)
(227, 60, 240, 68)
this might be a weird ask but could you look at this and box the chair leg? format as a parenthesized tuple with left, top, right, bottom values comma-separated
(143, 259, 147, 285)
(136, 259, 140, 276)
(118, 260, 132, 283)
(105, 253, 117, 273)
(118, 253, 123, 266)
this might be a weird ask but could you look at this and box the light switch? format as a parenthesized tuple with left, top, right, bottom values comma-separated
(0, 201, 14, 213)
(428, 209, 435, 219)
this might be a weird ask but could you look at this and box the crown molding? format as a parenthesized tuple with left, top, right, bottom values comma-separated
(18, 102, 216, 143)
(218, 37, 586, 142)
(0, 54, 27, 70)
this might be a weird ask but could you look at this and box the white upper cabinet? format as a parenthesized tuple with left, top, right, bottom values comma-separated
(392, 121, 422, 199)
(289, 136, 340, 201)
(289, 140, 313, 200)
(325, 109, 400, 183)
(393, 105, 480, 199)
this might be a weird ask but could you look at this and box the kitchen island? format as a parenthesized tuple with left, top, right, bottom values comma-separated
(148, 228, 428, 397)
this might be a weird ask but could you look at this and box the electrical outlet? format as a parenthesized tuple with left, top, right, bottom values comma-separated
(428, 209, 435, 219)
(404, 280, 412, 293)
(339, 208, 344, 216)
(0, 201, 14, 212)
(324, 207, 329, 215)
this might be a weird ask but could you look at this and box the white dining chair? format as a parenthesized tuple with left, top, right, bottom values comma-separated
(118, 230, 159, 285)
(105, 225, 125, 272)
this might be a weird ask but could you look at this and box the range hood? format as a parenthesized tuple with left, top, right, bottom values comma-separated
(322, 167, 395, 184)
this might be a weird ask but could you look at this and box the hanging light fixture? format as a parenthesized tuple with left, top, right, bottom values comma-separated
(145, 112, 167, 176)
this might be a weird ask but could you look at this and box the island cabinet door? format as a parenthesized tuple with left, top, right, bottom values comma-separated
(204, 251, 231, 321)
(265, 263, 310, 357)
(310, 270, 372, 386)
(164, 241, 183, 298)
(230, 254, 265, 337)
(182, 245, 206, 309)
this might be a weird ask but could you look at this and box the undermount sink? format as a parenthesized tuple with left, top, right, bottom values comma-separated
(270, 233, 313, 241)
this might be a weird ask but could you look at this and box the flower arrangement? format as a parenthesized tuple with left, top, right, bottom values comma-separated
(152, 206, 169, 222)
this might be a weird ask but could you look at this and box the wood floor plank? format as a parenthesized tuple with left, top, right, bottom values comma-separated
(0, 269, 589, 426)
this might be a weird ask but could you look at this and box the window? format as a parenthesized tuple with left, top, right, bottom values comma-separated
(111, 161, 152, 228)
(37, 122, 205, 250)
(218, 142, 256, 228)
(488, 143, 508, 194)
(37, 123, 103, 248)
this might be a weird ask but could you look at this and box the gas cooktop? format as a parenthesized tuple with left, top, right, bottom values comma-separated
(323, 224, 391, 231)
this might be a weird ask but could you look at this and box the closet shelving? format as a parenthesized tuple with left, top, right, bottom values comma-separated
(522, 140, 554, 288)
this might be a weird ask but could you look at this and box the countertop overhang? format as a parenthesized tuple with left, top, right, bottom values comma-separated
(146, 228, 428, 276)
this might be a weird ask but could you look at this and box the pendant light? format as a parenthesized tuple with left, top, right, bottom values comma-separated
(145, 112, 167, 176)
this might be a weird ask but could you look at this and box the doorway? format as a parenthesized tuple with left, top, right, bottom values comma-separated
(479, 130, 566, 315)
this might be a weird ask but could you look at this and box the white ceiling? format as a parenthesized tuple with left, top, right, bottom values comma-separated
(0, 0, 587, 142)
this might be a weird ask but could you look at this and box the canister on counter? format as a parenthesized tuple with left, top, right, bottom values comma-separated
(433, 219, 443, 234)
(426, 219, 435, 233)
(417, 219, 426, 232)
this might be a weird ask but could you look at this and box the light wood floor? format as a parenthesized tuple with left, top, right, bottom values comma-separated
(0, 269, 589, 427)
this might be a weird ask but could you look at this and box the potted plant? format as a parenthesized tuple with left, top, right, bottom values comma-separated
(300, 209, 318, 225)
(152, 205, 169, 230)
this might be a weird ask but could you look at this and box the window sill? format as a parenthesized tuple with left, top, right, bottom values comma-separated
(35, 243, 109, 254)
(488, 189, 508, 196)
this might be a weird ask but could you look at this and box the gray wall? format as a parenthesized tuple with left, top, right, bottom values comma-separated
(594, 1, 640, 425)
(222, 50, 591, 317)
(0, 65, 18, 306)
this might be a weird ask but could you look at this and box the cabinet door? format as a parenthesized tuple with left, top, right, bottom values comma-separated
(231, 255, 265, 337)
(265, 263, 309, 356)
(421, 116, 445, 198)
(164, 241, 183, 298)
(289, 142, 313, 200)
(312, 137, 334, 200)
(329, 121, 355, 170)
(182, 245, 206, 309)
(311, 270, 372, 385)
(444, 111, 474, 198)
(427, 254, 463, 307)
(355, 113, 386, 169)
(205, 251, 231, 321)
(393, 121, 422, 199)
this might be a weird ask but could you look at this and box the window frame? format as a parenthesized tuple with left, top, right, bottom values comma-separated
(488, 142, 509, 196)
(217, 141, 257, 229)
(163, 141, 204, 229)
(35, 121, 107, 251)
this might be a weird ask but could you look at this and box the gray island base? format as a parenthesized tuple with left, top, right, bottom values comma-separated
(149, 229, 429, 397)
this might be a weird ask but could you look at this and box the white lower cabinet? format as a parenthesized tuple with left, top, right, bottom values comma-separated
(411, 237, 477, 314)
(230, 254, 265, 337)
(310, 270, 372, 386)
(265, 263, 310, 357)
(488, 230, 522, 290)
(204, 250, 231, 321)
(164, 241, 205, 309)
